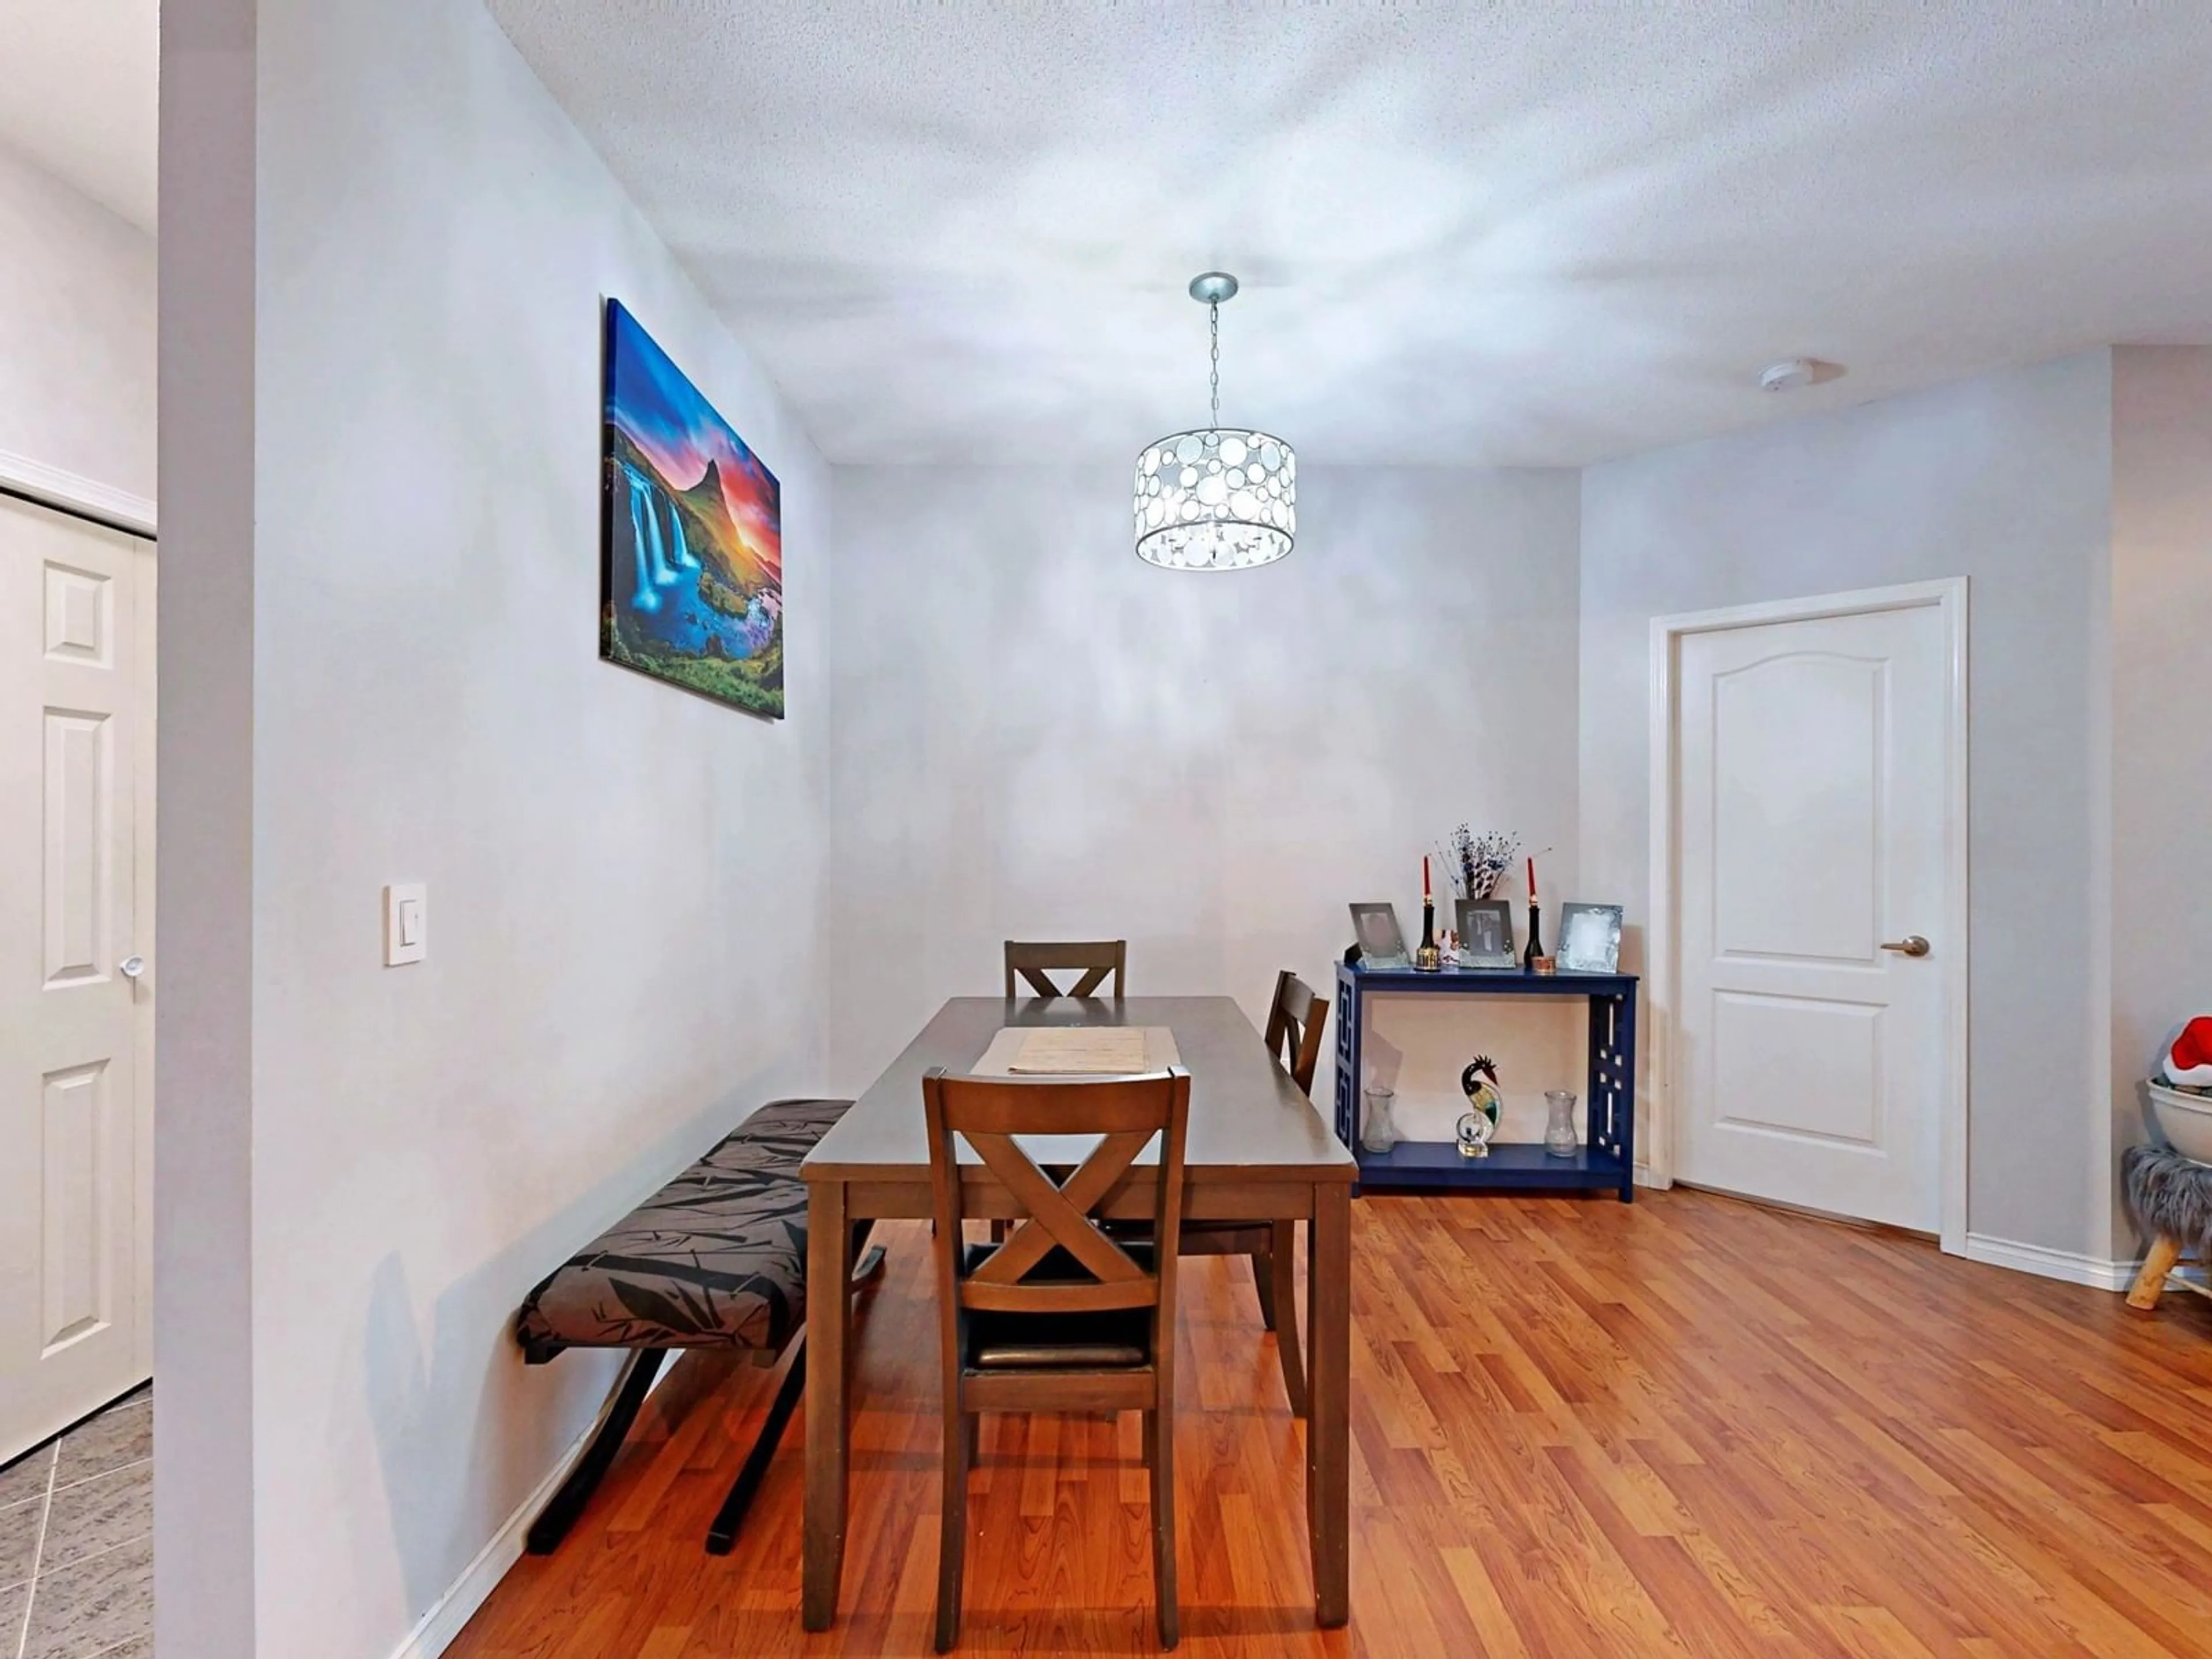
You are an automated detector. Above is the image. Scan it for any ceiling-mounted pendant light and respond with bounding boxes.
[1134,272,1295,571]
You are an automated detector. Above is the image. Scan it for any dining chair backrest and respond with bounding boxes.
[1003,939,1127,999]
[1263,969,1330,1096]
[922,1068,1190,1320]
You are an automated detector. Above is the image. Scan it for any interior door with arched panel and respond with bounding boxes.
[1674,600,1949,1232]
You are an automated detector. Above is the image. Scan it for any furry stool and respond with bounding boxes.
[2123,1145,2212,1310]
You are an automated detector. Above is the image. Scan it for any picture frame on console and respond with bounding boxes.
[1349,903,1410,967]
[1557,903,1624,974]
[1455,899,1518,969]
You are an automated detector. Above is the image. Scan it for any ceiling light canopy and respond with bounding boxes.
[1134,272,1295,571]
[1758,357,1845,392]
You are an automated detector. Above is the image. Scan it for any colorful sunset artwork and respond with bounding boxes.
[600,299,785,717]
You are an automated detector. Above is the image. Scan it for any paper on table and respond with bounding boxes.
[1009,1027,1152,1074]
[970,1025,1180,1078]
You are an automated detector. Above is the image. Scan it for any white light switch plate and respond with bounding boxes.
[384,883,427,965]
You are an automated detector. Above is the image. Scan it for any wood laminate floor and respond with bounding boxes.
[447,1190,2212,1657]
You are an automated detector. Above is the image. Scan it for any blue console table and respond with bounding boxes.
[1332,960,1638,1200]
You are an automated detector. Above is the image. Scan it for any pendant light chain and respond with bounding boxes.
[1209,301,1221,430]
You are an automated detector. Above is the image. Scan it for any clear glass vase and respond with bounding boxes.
[1361,1086,1399,1154]
[1544,1090,1579,1157]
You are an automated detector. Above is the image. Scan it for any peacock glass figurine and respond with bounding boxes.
[1457,1054,1503,1158]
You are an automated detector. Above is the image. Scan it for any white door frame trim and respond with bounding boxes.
[1646,578,1970,1255]
[0,448,157,539]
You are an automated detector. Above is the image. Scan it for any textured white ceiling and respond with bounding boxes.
[487,1,2212,466]
[0,0,158,230]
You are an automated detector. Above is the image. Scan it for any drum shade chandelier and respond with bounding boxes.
[1133,272,1296,571]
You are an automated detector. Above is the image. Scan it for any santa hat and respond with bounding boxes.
[2164,1017,2212,1088]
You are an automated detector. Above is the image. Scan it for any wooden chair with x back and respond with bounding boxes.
[923,1066,1190,1650]
[1003,938,1127,999]
[1171,970,1329,1417]
[1263,967,1330,1097]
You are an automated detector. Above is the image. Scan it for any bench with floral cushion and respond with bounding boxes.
[512,1096,883,1554]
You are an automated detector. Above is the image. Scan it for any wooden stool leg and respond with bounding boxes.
[2128,1236,2183,1310]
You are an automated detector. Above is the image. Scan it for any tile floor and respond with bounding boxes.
[1,1388,151,1659]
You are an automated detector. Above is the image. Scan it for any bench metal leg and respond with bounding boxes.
[707,1240,885,1555]
[851,1240,887,1288]
[527,1239,889,1560]
[526,1348,668,1554]
[706,1328,808,1554]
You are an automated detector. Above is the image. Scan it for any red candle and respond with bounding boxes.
[1527,856,1536,901]
[1423,855,1431,900]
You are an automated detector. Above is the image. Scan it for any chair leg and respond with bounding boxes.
[1147,1407,1179,1649]
[1269,1222,1308,1419]
[936,1403,970,1652]
[1249,1246,1278,1331]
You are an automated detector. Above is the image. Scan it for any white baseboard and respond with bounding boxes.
[388,1356,673,1658]
[1964,1232,2141,1292]
[0,448,156,536]
[385,1412,596,1659]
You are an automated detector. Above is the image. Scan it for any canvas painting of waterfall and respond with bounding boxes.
[600,299,785,717]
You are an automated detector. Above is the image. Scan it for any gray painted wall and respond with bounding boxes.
[0,139,154,503]
[2109,346,2212,1259]
[827,464,1585,1143]
[1579,350,2117,1262]
[160,0,835,1653]
[154,1,257,1652]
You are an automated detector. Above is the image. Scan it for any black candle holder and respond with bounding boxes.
[1415,897,1442,971]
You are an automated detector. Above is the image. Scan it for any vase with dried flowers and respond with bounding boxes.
[1438,826,1520,902]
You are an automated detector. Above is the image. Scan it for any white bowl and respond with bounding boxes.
[2146,1082,2212,1165]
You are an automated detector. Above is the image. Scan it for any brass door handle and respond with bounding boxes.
[1880,935,1930,958]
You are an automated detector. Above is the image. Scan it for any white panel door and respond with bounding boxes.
[0,494,153,1461]
[1676,603,1948,1230]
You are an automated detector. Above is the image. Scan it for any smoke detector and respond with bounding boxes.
[1759,358,1820,393]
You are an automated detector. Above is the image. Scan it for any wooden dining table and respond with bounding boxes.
[800,994,1357,1631]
